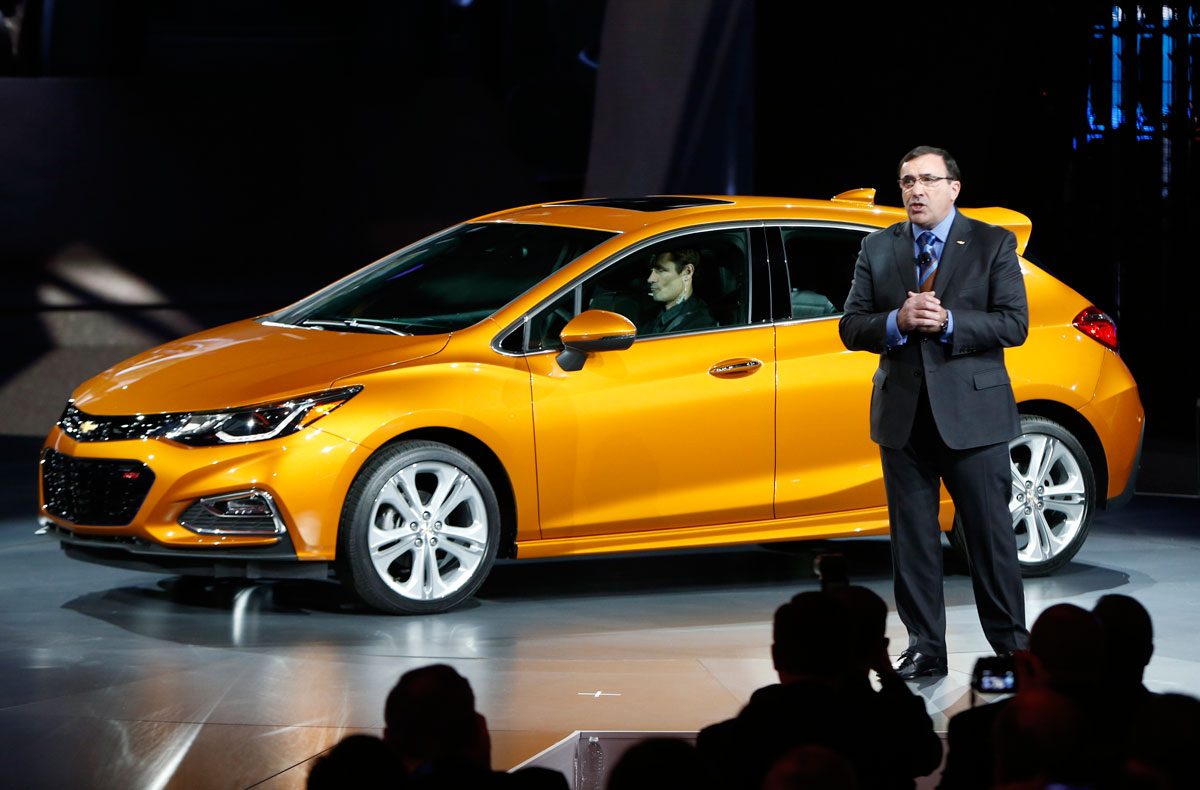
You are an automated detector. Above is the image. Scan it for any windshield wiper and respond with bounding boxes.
[299,318,411,336]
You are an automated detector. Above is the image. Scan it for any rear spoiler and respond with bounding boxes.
[831,188,1033,256]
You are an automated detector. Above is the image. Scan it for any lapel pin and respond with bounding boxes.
[955,240,965,245]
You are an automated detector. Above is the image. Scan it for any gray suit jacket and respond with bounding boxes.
[838,211,1028,450]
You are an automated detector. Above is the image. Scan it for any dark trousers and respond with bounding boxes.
[879,386,1029,657]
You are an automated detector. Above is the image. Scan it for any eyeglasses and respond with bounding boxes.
[898,174,955,191]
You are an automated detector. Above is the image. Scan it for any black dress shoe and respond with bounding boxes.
[894,650,948,679]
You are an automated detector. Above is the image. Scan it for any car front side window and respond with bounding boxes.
[526,229,753,352]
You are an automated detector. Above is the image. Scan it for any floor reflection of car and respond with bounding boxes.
[38,192,1144,613]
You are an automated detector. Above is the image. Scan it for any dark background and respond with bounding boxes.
[1,1,1196,498]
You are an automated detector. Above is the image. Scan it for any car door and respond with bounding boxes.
[524,226,776,539]
[771,224,887,519]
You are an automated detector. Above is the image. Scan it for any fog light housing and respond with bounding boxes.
[179,490,285,536]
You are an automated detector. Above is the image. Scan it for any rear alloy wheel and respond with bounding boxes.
[950,415,1095,577]
[338,441,499,614]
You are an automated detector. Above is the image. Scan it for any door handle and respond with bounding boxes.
[709,357,763,378]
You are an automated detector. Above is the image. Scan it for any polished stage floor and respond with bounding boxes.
[1,494,1197,789]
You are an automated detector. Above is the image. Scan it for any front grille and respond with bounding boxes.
[41,450,155,526]
[59,405,174,442]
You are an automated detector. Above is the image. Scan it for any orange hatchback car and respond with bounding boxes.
[38,192,1143,613]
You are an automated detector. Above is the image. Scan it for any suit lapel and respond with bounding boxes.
[932,211,973,296]
[892,223,917,293]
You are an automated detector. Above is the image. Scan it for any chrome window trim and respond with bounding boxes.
[490,221,767,357]
[514,319,774,358]
[774,313,843,328]
[762,219,879,233]
[493,317,530,357]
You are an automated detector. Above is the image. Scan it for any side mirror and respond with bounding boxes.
[556,310,637,372]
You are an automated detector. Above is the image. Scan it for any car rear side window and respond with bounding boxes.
[779,226,867,319]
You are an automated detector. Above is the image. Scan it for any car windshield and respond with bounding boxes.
[271,222,616,334]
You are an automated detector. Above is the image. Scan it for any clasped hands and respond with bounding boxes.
[897,290,948,333]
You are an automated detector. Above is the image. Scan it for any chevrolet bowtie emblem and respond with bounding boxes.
[79,421,99,433]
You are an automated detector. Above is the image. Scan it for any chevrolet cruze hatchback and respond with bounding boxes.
[38,192,1144,613]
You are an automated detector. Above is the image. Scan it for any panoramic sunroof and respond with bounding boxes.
[556,196,735,212]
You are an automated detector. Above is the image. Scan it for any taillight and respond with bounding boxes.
[1072,306,1118,351]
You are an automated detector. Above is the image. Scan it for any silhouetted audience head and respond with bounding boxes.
[827,585,888,671]
[698,589,941,790]
[385,664,481,766]
[991,689,1088,789]
[1124,692,1200,790]
[511,766,572,790]
[1029,603,1104,691]
[761,745,859,790]
[307,733,400,790]
[774,591,851,682]
[1093,593,1154,685]
[607,737,706,790]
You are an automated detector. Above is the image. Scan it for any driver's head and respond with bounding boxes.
[648,248,699,306]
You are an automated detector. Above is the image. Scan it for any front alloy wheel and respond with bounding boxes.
[951,415,1096,577]
[338,441,499,614]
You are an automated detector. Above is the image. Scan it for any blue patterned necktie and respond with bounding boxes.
[917,231,938,293]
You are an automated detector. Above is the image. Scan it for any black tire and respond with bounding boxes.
[337,440,500,614]
[949,414,1096,577]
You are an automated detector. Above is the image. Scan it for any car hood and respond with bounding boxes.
[71,319,450,414]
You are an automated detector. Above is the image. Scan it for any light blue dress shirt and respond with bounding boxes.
[885,207,956,348]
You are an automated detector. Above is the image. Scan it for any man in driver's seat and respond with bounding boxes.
[643,248,716,335]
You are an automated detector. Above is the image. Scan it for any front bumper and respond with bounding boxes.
[38,424,366,561]
[39,517,329,579]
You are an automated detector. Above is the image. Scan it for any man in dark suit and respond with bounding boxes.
[839,145,1029,678]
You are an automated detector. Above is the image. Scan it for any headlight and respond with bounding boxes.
[163,386,362,446]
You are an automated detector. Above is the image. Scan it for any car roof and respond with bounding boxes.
[470,190,1033,255]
